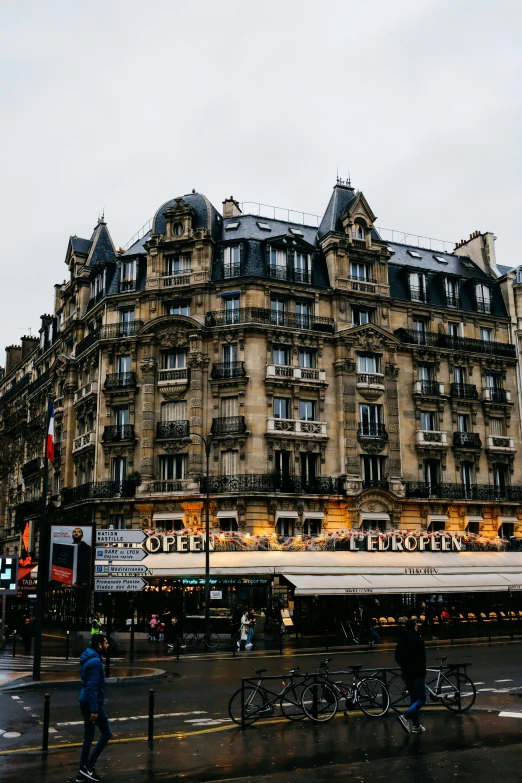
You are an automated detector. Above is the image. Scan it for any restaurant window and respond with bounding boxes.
[361,518,388,532]
[499,521,515,539]
[219,517,239,532]
[428,520,446,532]
[303,518,321,536]
[274,397,290,419]
[276,517,294,536]
[467,520,480,535]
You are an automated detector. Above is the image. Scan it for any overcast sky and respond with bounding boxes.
[0,0,520,356]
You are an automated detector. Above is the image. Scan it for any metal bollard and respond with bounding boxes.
[12,630,16,658]
[279,631,283,656]
[65,630,70,661]
[42,693,50,752]
[325,628,329,653]
[148,689,154,748]
[176,635,180,661]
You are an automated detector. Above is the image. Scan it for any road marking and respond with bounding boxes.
[56,711,207,727]
[495,679,514,683]
[2,732,21,739]
[10,696,20,700]
[478,688,496,692]
[184,719,232,726]
[474,682,485,685]
[499,711,522,719]
[0,731,5,735]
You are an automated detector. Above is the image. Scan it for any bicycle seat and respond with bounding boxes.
[288,667,300,675]
[436,656,448,663]
[348,664,363,672]
[253,668,267,675]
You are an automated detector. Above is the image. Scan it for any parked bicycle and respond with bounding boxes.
[387,656,476,714]
[184,627,220,650]
[228,667,307,724]
[301,659,390,722]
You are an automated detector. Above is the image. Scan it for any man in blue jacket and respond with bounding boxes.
[77,634,112,782]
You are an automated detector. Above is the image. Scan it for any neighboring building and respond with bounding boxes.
[1,183,522,628]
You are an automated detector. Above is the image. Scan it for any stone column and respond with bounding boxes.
[139,353,157,483]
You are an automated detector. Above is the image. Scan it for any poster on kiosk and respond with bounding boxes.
[49,526,93,587]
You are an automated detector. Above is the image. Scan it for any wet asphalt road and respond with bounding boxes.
[0,643,521,782]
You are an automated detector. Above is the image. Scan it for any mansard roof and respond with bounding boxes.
[70,236,92,255]
[86,221,117,268]
[221,214,318,246]
[152,192,221,239]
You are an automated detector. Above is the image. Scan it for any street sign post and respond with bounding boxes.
[96,530,147,544]
[95,547,148,561]
[95,564,150,575]
[94,577,147,592]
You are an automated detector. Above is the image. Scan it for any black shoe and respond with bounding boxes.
[80,767,101,783]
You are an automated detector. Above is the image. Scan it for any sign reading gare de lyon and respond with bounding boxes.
[141,532,467,554]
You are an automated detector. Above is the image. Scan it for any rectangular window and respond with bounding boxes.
[412,318,428,344]
[457,414,469,433]
[224,296,240,324]
[300,452,317,487]
[480,327,492,342]
[160,454,186,480]
[120,309,135,334]
[424,459,440,486]
[274,398,290,419]
[222,343,238,363]
[351,262,371,281]
[300,400,315,421]
[454,366,466,385]
[409,272,428,302]
[166,255,191,275]
[357,353,380,373]
[444,277,459,307]
[163,350,186,369]
[420,411,435,431]
[352,307,371,326]
[273,345,289,366]
[493,463,507,491]
[475,283,491,313]
[461,462,473,490]
[161,401,187,421]
[490,417,505,436]
[224,246,241,278]
[167,301,190,316]
[270,248,287,267]
[221,450,239,476]
[112,456,127,483]
[295,301,310,328]
[486,372,500,389]
[270,298,286,326]
[275,450,291,479]
[448,322,463,338]
[114,406,129,426]
[359,404,382,431]
[109,514,126,530]
[362,455,386,487]
[220,396,239,417]
[294,252,309,282]
[299,349,315,368]
[121,259,136,283]
[117,355,131,374]
[417,363,434,381]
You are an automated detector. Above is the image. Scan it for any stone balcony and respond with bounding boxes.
[416,429,448,448]
[266,365,326,383]
[356,372,385,400]
[413,380,445,397]
[157,368,189,385]
[149,479,198,494]
[74,381,98,405]
[72,431,96,454]
[267,418,327,436]
[485,435,516,452]
[482,388,512,404]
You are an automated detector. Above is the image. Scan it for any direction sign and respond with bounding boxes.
[95,547,148,561]
[95,564,150,575]
[94,577,147,592]
[96,530,147,544]
[0,556,18,594]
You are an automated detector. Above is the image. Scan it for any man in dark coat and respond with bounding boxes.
[354,604,380,644]
[395,618,427,734]
[76,634,112,782]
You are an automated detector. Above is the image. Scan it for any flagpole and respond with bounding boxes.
[33,394,53,681]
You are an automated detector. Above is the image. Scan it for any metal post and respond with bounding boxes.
[33,394,53,681]
[1,596,6,649]
[130,601,135,663]
[12,629,16,658]
[42,693,50,752]
[105,597,112,678]
[176,634,180,661]
[279,629,283,656]
[148,689,154,748]
[65,630,70,661]
[509,592,514,641]
[312,674,318,720]
[240,679,245,729]
[204,441,211,642]
[325,627,329,652]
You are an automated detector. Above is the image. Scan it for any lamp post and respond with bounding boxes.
[182,432,218,640]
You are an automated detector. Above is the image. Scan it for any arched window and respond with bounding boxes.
[352,222,365,240]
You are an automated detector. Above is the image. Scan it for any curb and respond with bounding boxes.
[0,667,166,692]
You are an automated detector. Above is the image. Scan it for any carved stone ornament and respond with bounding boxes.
[140,357,157,376]
[360,441,386,454]
[154,327,190,350]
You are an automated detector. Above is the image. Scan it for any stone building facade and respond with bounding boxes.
[1,182,522,561]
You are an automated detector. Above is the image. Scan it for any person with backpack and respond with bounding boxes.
[395,618,427,734]
[76,634,113,782]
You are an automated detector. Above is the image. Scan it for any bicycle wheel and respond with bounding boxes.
[356,677,390,717]
[439,671,476,713]
[205,631,220,649]
[228,687,272,725]
[301,681,338,722]
[184,632,198,649]
[387,674,410,714]
[280,683,307,721]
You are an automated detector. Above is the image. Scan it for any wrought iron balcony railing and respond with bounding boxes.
[362,479,390,490]
[267,266,312,284]
[357,423,388,440]
[475,297,492,314]
[61,481,137,505]
[150,479,193,493]
[76,331,100,357]
[200,473,343,495]
[157,368,189,383]
[415,380,442,396]
[405,482,522,501]
[156,420,190,439]
[453,431,482,449]
[444,292,460,308]
[104,372,137,390]
[119,280,137,292]
[14,498,42,522]
[483,388,509,403]
[450,383,478,400]
[21,457,43,479]
[409,286,427,302]
[99,321,144,339]
[211,362,247,380]
[102,425,135,442]
[223,263,241,279]
[205,307,335,333]
[211,416,246,435]
[0,374,30,408]
[394,328,516,358]
[27,372,51,398]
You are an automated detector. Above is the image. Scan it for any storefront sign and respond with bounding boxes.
[144,534,213,553]
[210,590,222,600]
[365,534,462,552]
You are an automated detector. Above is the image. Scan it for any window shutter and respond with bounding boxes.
[221,396,239,417]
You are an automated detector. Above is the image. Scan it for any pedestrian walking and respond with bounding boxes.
[395,618,427,734]
[149,614,158,642]
[91,614,102,636]
[76,634,113,782]
[158,621,165,642]
[21,616,34,655]
[246,608,255,649]
[237,609,250,651]
[354,604,380,645]
[422,598,437,640]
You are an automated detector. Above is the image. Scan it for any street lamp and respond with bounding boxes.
[182,431,231,640]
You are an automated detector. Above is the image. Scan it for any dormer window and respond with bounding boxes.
[269,247,287,280]
[350,262,372,282]
[475,283,491,314]
[90,269,106,300]
[352,222,365,240]
[444,277,459,308]
[120,259,136,291]
[224,245,241,278]
[409,272,427,302]
[294,252,310,283]
[166,255,191,276]
[173,222,183,237]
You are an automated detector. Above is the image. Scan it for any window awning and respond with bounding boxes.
[284,572,522,596]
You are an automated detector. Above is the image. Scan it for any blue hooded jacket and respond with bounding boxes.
[79,647,105,712]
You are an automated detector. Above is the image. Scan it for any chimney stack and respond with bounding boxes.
[21,335,39,359]
[222,196,242,218]
[5,345,22,375]
[454,230,498,276]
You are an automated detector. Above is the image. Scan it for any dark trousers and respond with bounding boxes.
[356,626,380,644]
[23,639,32,655]
[403,676,426,726]
[80,702,112,769]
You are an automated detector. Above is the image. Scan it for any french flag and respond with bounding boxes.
[46,402,55,461]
